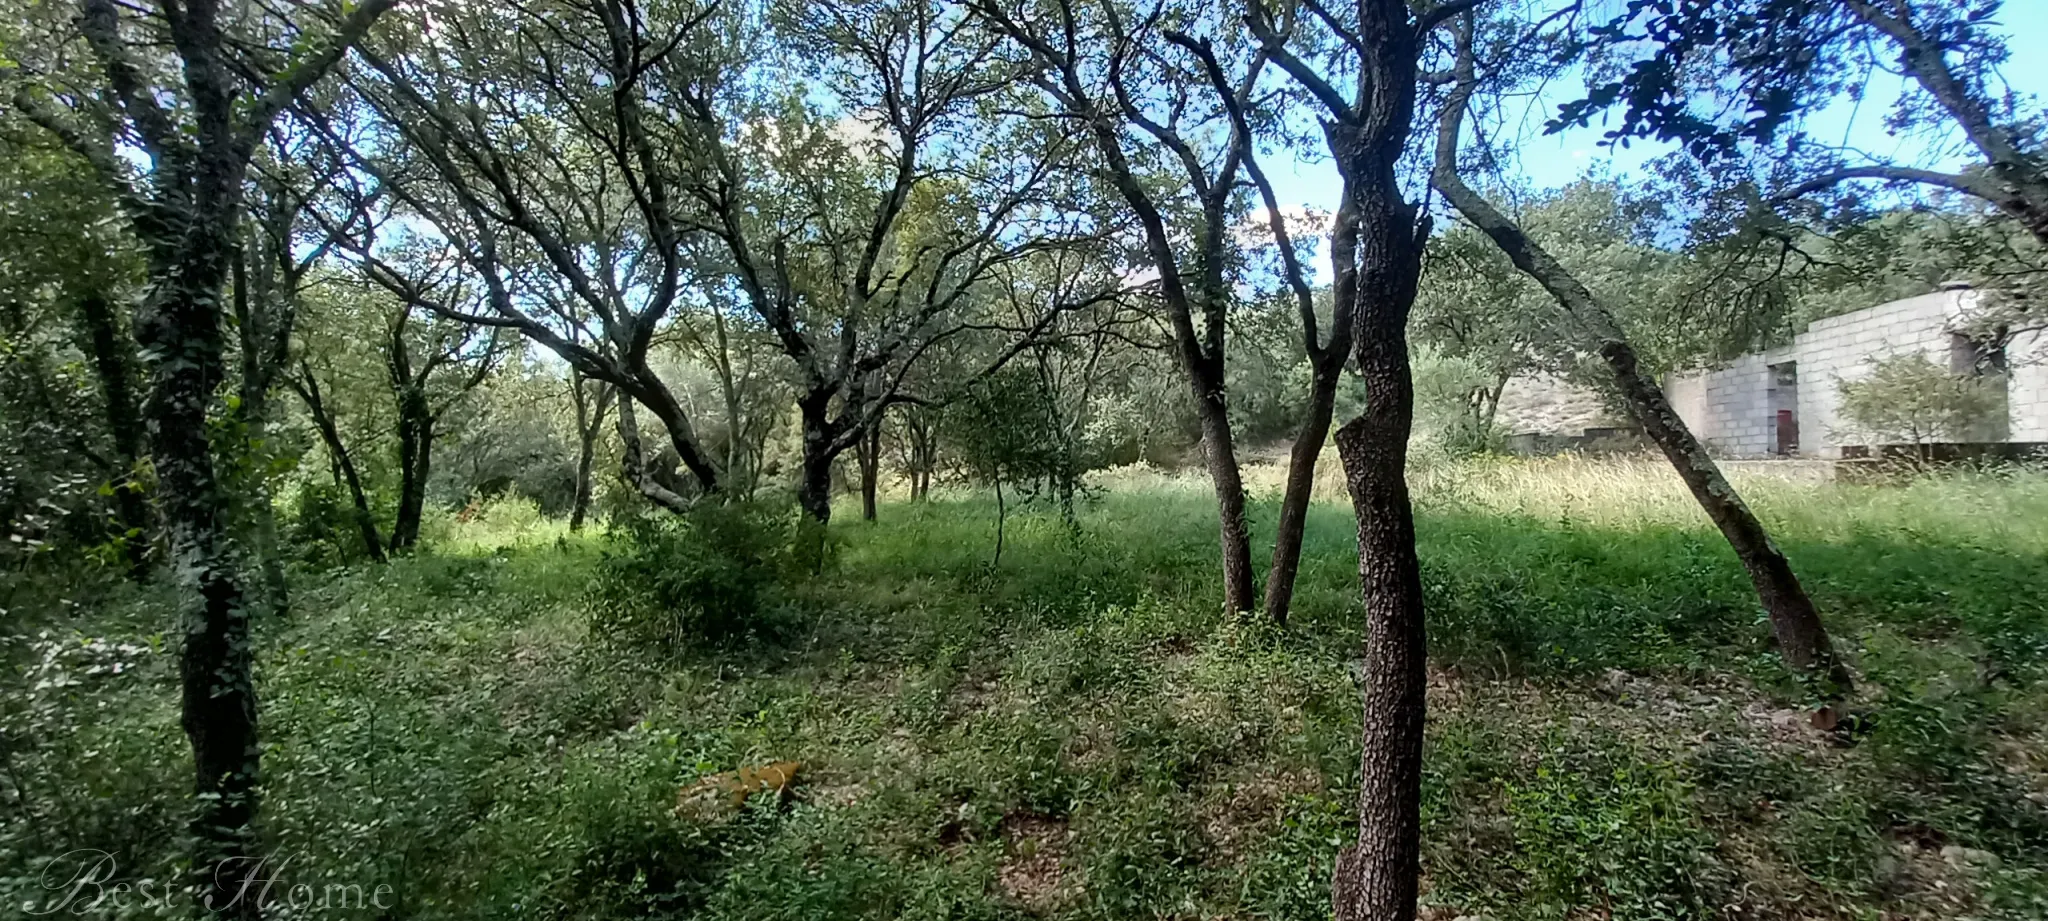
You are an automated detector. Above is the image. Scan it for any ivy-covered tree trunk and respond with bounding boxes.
[136,240,265,921]
[78,288,151,577]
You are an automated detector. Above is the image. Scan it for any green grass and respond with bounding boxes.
[5,459,2048,919]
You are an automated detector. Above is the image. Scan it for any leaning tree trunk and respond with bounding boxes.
[1264,358,1344,625]
[1603,343,1852,692]
[78,289,151,578]
[1429,66,1851,693]
[136,259,264,921]
[291,372,387,564]
[1264,192,1359,626]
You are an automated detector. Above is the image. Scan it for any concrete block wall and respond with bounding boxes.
[1664,287,2041,458]
[2011,327,2048,442]
[1668,351,1776,455]
[1791,289,1963,457]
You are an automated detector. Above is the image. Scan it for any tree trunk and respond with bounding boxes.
[570,422,599,532]
[1428,53,1850,693]
[857,424,881,522]
[291,372,388,564]
[136,268,263,921]
[992,475,1006,567]
[1603,343,1852,692]
[1323,5,1433,916]
[78,289,151,578]
[389,388,432,553]
[1265,187,1359,626]
[237,393,291,615]
[1328,213,1431,921]
[797,394,837,524]
[1194,376,1257,613]
[1264,359,1343,625]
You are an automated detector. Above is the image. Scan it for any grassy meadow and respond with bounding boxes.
[6,456,2048,920]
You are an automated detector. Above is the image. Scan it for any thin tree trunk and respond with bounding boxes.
[565,371,614,533]
[992,475,1006,567]
[289,371,388,564]
[1194,380,1257,613]
[1265,191,1360,626]
[1605,343,1852,691]
[78,289,151,578]
[238,396,291,613]
[857,425,881,522]
[1428,27,1849,693]
[1265,362,1342,625]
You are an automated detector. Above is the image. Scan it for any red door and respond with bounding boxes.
[1775,410,1798,455]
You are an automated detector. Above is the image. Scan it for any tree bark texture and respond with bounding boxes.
[1317,3,1433,917]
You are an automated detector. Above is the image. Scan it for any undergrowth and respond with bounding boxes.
[3,460,2045,919]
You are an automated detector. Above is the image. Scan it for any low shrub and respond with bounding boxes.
[588,502,811,649]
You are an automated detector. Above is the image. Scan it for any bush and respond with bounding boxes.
[589,502,811,648]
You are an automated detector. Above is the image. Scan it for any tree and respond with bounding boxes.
[1555,0,2048,247]
[668,0,1107,525]
[1245,0,1473,916]
[384,305,506,552]
[1837,352,2005,458]
[567,370,617,532]
[331,0,728,510]
[1433,11,1854,693]
[975,0,1345,619]
[0,129,149,574]
[6,0,397,910]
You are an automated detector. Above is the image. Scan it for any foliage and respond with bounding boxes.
[1836,353,2005,448]
[588,503,814,649]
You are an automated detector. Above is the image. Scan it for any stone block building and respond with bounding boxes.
[1665,284,2048,458]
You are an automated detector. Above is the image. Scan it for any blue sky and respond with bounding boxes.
[1257,3,2048,218]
